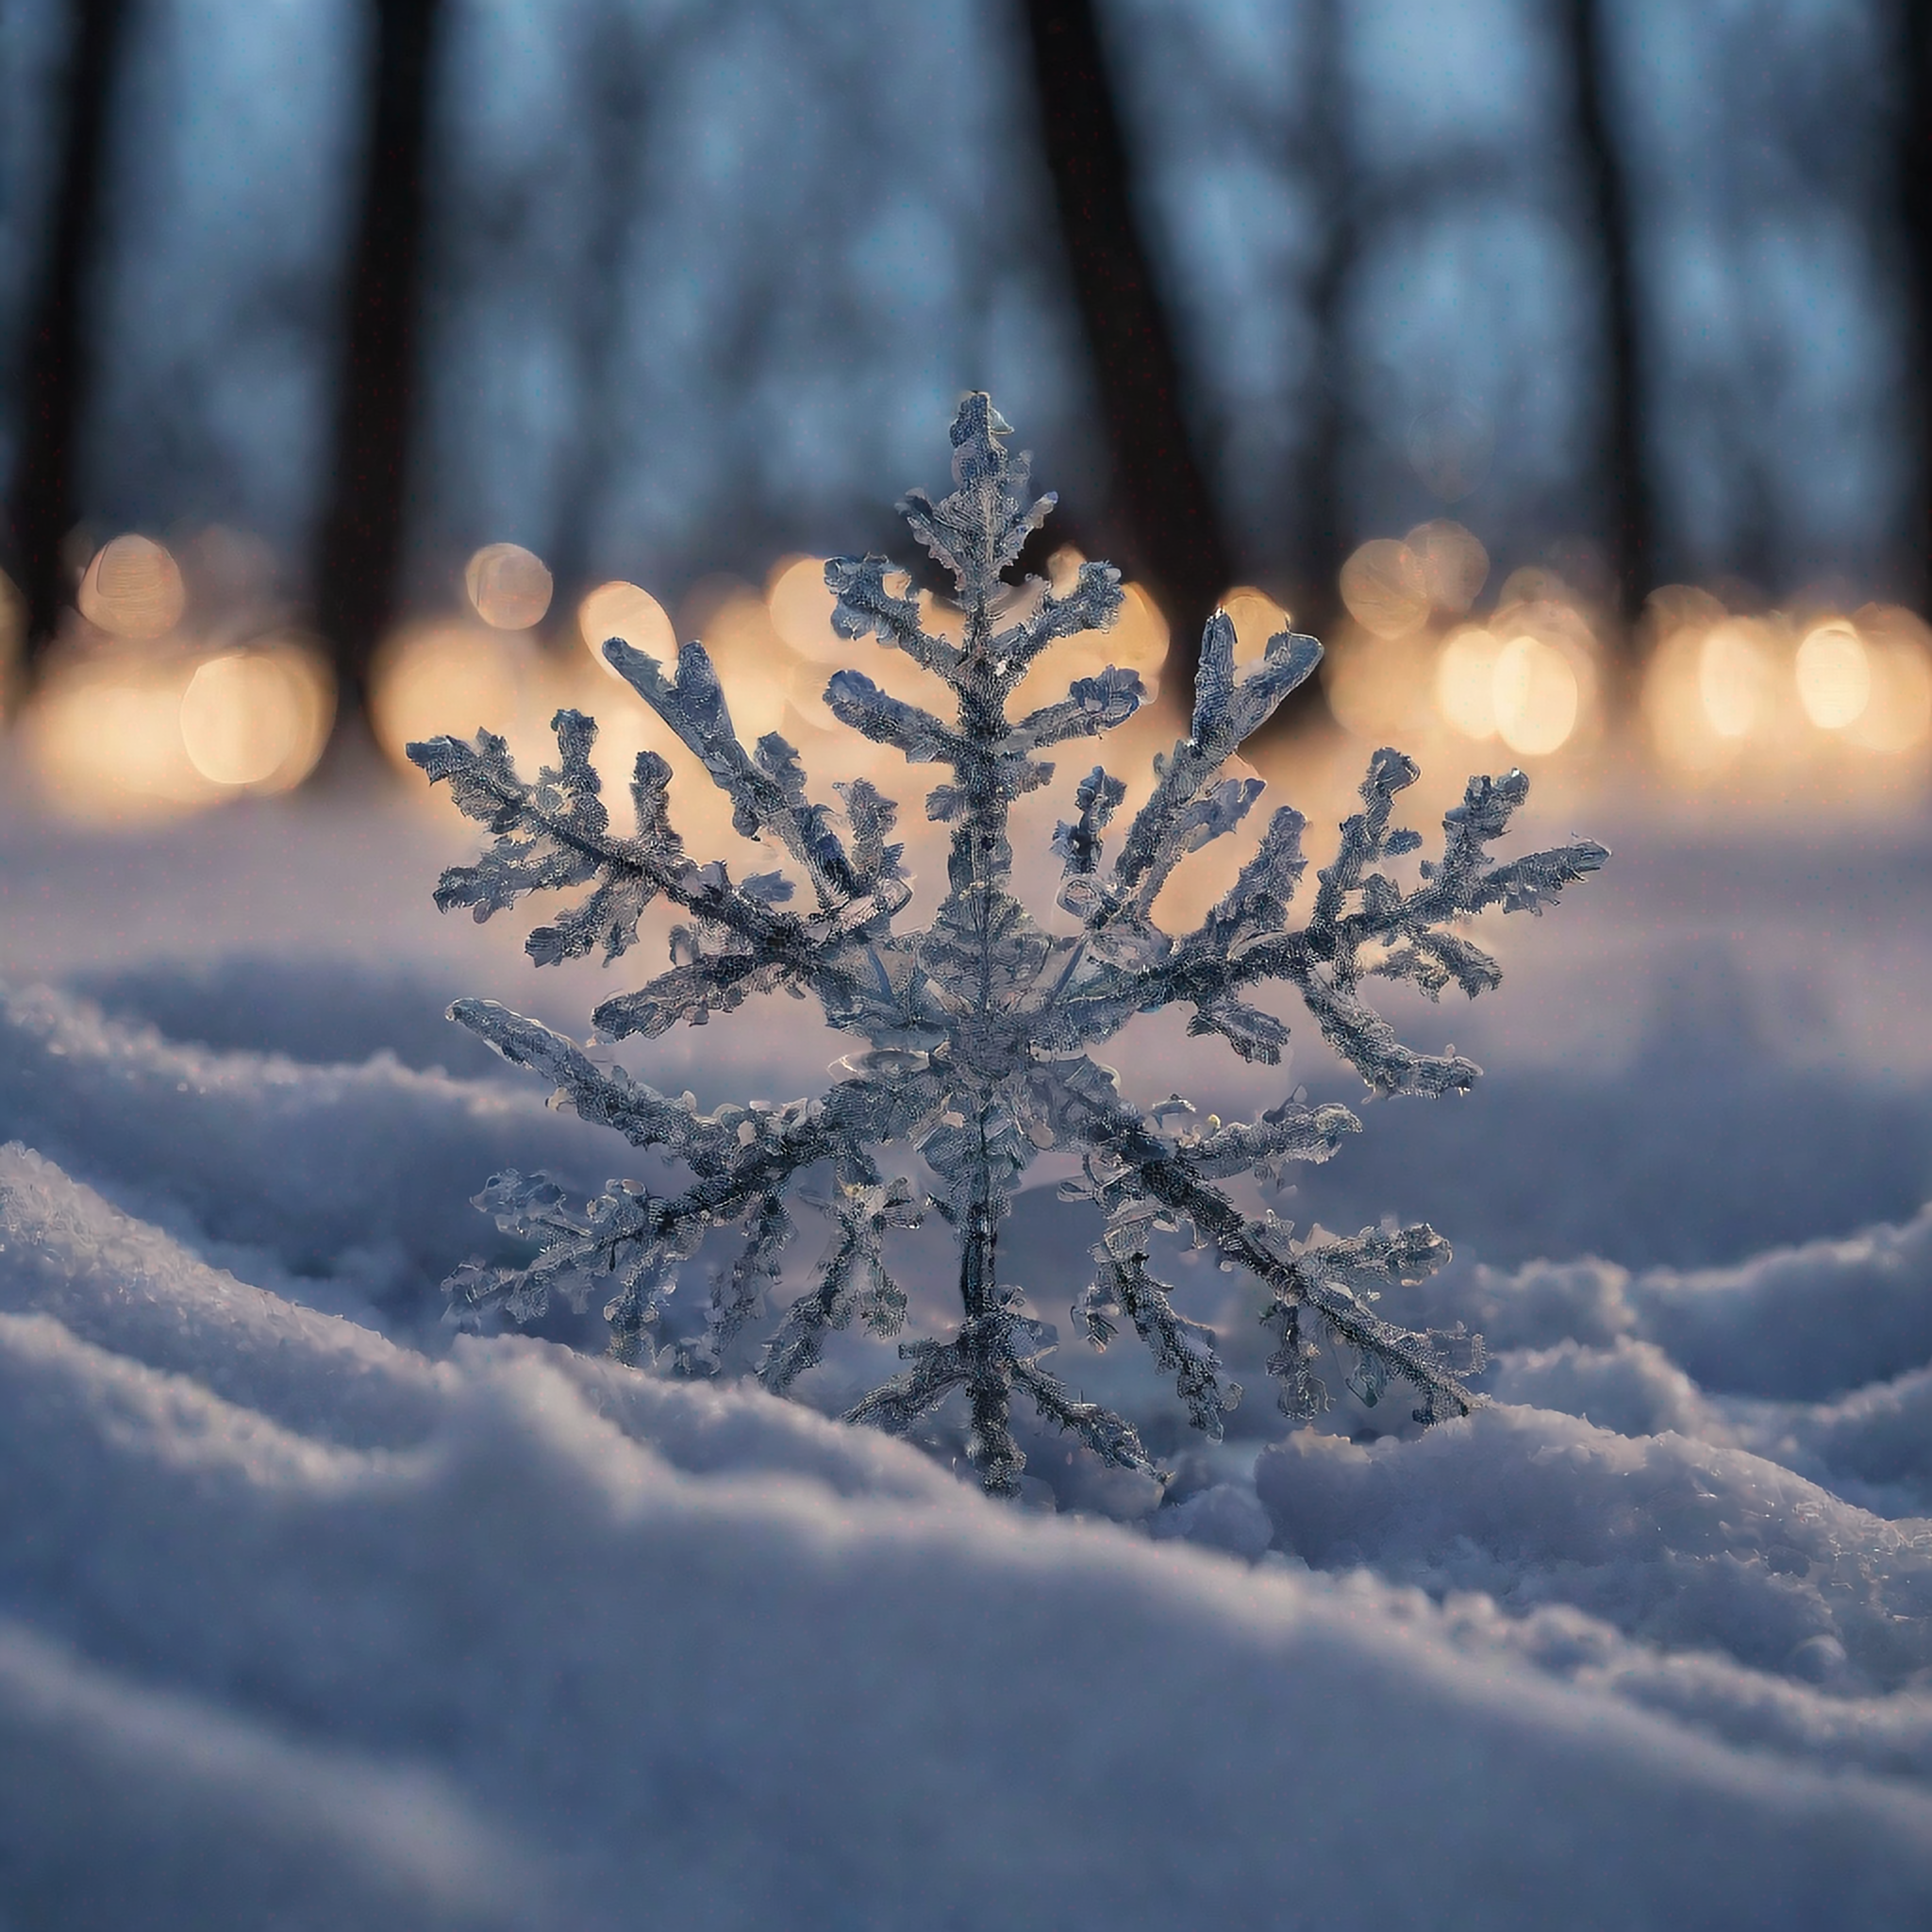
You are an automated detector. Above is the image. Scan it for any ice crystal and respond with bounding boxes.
[410,396,1607,1494]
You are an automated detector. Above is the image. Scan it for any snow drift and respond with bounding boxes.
[5,1144,1932,1928]
[3,777,1931,1924]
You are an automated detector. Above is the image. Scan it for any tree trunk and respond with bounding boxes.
[1018,0,1235,684]
[312,0,446,749]
[1292,0,1351,648]
[5,0,128,669]
[1562,0,1651,638]
[1899,0,1931,609]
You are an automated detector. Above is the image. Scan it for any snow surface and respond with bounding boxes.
[3,771,1931,1924]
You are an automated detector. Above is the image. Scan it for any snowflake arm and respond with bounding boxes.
[411,713,824,969]
[1042,1062,1474,1424]
[1108,613,1322,914]
[824,553,964,680]
[992,559,1124,678]
[605,638,859,909]
[759,1178,922,1395]
[897,391,1055,611]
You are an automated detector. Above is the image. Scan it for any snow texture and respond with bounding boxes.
[5,1143,1932,1928]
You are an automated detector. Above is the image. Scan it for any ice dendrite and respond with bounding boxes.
[411,396,1607,1494]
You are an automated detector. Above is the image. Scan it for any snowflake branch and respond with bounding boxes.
[1004,667,1145,750]
[825,554,964,680]
[759,1177,921,1395]
[1059,1081,1479,1424]
[1108,613,1321,912]
[605,638,858,908]
[1074,1212,1240,1441]
[410,714,816,965]
[897,392,1055,613]
[991,559,1124,677]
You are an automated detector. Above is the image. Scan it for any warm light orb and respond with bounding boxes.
[1340,540,1429,638]
[78,535,186,639]
[703,588,803,741]
[1407,520,1489,615]
[1435,627,1502,739]
[1697,624,1767,739]
[1844,630,1932,754]
[370,621,525,774]
[767,556,844,662]
[465,543,554,629]
[1492,634,1579,756]
[179,649,330,791]
[1221,587,1291,668]
[21,651,209,819]
[1108,581,1170,678]
[1794,622,1872,730]
[578,579,675,678]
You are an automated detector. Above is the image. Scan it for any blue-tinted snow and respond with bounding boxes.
[0,766,1929,1921]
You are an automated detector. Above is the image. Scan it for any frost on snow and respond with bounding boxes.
[409,396,1607,1493]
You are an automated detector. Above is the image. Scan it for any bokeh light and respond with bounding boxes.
[464,542,554,629]
[1434,619,1585,757]
[1340,540,1429,638]
[77,535,186,639]
[370,619,526,772]
[178,646,332,791]
[1794,622,1871,729]
[1407,520,1489,615]
[1491,633,1579,756]
[767,555,844,662]
[24,651,204,819]
[1697,622,1772,740]
[578,579,675,678]
[1435,626,1502,739]
[700,584,805,741]
[1841,608,1932,755]
[1220,587,1291,667]
[1324,626,1435,740]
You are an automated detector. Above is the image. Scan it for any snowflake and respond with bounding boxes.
[410,395,1607,1494]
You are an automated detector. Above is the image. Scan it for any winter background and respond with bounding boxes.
[4,0,1932,1925]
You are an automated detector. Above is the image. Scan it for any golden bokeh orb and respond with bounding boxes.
[78,535,186,640]
[1794,622,1872,730]
[578,579,675,677]
[465,542,554,629]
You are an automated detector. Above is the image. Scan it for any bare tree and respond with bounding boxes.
[1901,0,1931,608]
[313,0,446,745]
[5,0,127,669]
[1560,0,1652,635]
[1017,0,1234,677]
[1289,0,1352,647]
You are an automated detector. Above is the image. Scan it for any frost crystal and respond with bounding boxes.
[410,396,1607,1494]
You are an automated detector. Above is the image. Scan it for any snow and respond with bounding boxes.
[2,770,1931,1921]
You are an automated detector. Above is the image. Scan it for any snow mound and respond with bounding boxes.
[1415,1205,1932,1398]
[1256,1403,1932,1686]
[8,1147,1932,1925]
[0,981,613,1333]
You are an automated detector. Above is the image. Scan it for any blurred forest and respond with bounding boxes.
[0,0,1926,758]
